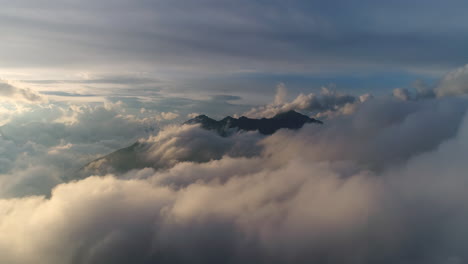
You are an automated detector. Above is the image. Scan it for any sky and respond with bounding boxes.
[2,0,468,103]
[3,1,468,263]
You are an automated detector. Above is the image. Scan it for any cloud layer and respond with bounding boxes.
[4,65,468,263]
[244,83,369,119]
[3,0,468,75]
[0,80,43,102]
[2,89,468,263]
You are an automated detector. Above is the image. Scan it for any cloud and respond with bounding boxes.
[0,163,381,263]
[0,80,44,102]
[392,87,412,101]
[3,70,468,262]
[157,112,179,121]
[0,102,165,198]
[261,97,467,171]
[81,124,263,177]
[436,64,468,97]
[392,79,437,101]
[2,97,468,263]
[391,64,468,100]
[244,84,368,119]
[2,0,468,75]
[187,112,200,118]
[274,83,287,105]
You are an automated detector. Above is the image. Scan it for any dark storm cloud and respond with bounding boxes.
[2,0,468,73]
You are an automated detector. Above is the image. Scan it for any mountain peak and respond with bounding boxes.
[76,110,323,178]
[190,114,212,121]
[184,110,322,136]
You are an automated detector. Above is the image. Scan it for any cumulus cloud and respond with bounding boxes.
[389,64,468,101]
[436,64,468,97]
[391,64,468,100]
[0,102,163,198]
[157,112,179,121]
[392,86,436,101]
[262,97,467,171]
[392,87,412,101]
[0,80,44,102]
[385,64,468,102]
[1,95,468,263]
[4,73,468,263]
[244,84,369,119]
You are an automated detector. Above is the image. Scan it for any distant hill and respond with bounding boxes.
[184,110,322,136]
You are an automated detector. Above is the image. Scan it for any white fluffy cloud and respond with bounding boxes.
[436,64,468,97]
[1,91,468,263]
[0,101,164,198]
[244,84,369,119]
[1,96,468,263]
[390,64,468,100]
[157,112,179,121]
[3,71,468,263]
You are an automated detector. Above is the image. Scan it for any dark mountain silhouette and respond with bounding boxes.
[184,110,322,136]
[71,110,322,179]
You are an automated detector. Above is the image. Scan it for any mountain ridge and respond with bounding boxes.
[184,110,322,136]
[72,110,322,179]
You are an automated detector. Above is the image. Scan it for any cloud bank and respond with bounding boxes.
[436,64,468,97]
[2,95,468,263]
[4,66,468,263]
[244,83,370,119]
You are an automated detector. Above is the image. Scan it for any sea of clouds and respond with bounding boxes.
[2,65,468,263]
